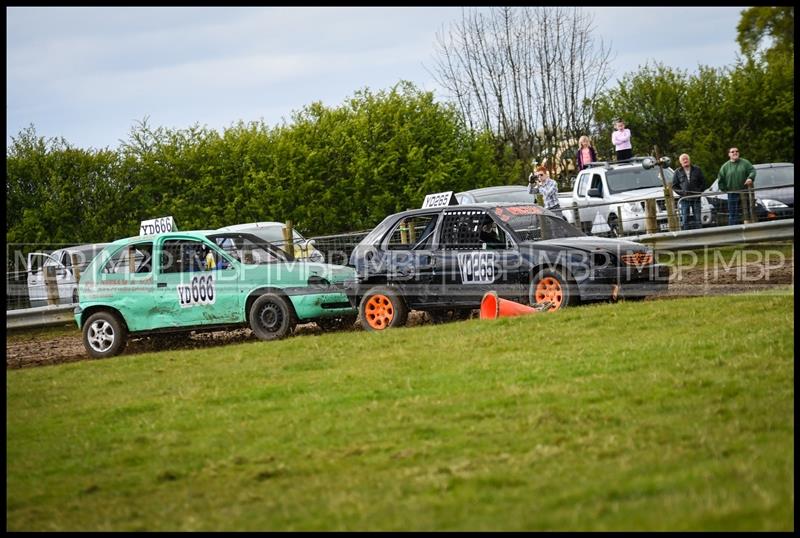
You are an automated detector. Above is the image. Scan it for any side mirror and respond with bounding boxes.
[588,188,602,198]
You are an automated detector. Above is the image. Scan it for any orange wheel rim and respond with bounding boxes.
[365,294,394,329]
[534,277,563,310]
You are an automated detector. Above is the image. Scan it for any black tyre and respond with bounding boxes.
[529,269,578,312]
[249,293,296,341]
[358,286,409,332]
[82,310,128,358]
[316,314,358,332]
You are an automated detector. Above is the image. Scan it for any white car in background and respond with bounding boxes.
[27,243,109,307]
[217,222,325,262]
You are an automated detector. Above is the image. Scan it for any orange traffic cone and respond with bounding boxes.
[479,291,552,320]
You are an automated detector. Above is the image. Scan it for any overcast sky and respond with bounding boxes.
[7,6,747,151]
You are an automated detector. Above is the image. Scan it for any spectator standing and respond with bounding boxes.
[575,135,598,170]
[528,166,564,219]
[672,153,706,230]
[716,147,756,225]
[611,119,632,161]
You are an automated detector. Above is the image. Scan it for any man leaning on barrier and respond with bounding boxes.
[716,147,756,225]
[673,153,706,230]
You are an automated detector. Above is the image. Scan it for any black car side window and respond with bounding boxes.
[385,214,438,250]
[440,210,486,250]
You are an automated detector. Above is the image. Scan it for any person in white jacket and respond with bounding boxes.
[611,119,632,161]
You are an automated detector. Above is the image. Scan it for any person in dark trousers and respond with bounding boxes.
[716,147,756,225]
[611,119,632,161]
[576,135,598,170]
[672,153,706,230]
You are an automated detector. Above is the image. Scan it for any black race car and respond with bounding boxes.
[346,202,670,331]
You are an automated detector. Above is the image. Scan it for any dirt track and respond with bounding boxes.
[6,258,793,370]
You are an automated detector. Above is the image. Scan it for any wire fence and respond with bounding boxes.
[309,230,371,266]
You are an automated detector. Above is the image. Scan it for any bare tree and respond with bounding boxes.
[431,7,613,182]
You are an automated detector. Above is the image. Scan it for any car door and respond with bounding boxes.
[26,252,60,306]
[379,212,440,306]
[434,208,519,306]
[577,172,604,226]
[153,237,240,329]
[93,241,157,332]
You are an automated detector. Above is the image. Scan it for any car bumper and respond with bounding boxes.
[577,263,670,300]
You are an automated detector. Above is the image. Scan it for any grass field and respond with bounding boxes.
[6,291,794,531]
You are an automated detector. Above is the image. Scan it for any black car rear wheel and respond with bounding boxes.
[529,269,578,312]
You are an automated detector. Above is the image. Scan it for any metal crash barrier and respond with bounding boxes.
[7,304,76,330]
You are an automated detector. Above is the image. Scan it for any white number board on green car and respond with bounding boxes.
[139,216,177,236]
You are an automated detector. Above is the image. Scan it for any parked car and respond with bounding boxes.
[458,165,716,236]
[703,162,794,224]
[559,158,716,235]
[217,222,325,262]
[27,243,109,307]
[75,230,356,358]
[346,202,670,331]
[455,186,537,205]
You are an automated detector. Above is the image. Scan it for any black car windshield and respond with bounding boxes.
[755,166,794,187]
[493,206,585,242]
[606,167,671,194]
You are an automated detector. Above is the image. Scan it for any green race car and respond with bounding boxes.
[75,230,356,358]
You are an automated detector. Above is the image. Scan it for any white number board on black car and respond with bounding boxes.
[422,191,457,209]
[457,251,496,284]
[140,216,177,236]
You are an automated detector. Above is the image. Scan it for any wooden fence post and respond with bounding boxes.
[70,253,82,283]
[743,187,755,224]
[44,265,59,306]
[644,199,658,234]
[571,202,580,228]
[282,221,295,260]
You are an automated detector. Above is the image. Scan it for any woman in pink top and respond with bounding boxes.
[575,135,597,170]
[611,119,632,161]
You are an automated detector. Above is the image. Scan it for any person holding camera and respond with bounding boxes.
[528,166,564,219]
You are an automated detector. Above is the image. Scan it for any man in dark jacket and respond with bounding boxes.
[672,153,706,230]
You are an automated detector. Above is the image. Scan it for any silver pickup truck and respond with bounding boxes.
[558,158,715,236]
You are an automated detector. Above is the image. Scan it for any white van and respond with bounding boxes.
[27,243,109,307]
